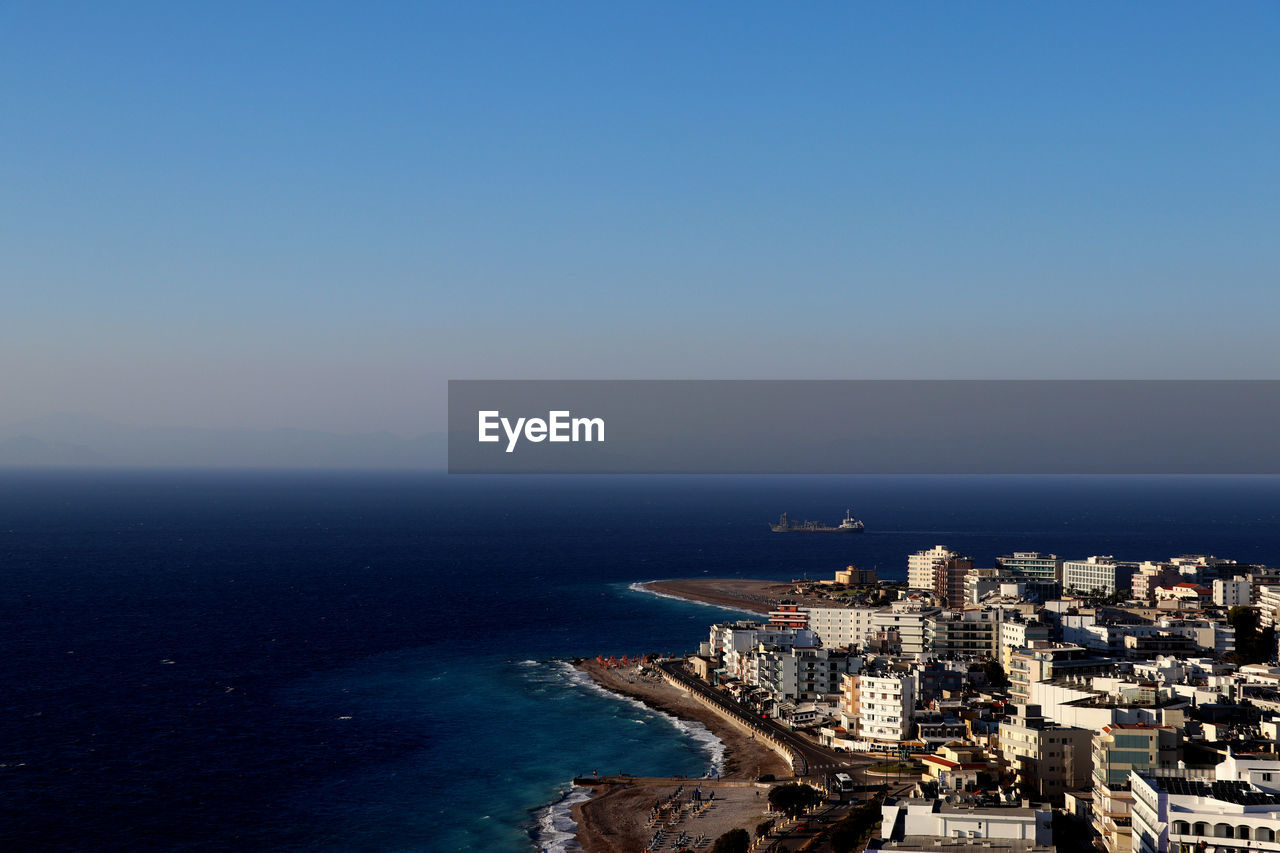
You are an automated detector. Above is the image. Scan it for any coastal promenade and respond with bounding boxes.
[657,658,876,784]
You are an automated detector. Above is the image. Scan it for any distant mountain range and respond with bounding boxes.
[0,414,446,469]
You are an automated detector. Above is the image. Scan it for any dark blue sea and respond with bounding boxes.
[4,472,1280,851]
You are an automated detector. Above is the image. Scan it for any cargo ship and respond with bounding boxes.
[770,509,865,533]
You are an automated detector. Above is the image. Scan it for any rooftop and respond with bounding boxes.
[872,838,1051,853]
[1144,776,1280,807]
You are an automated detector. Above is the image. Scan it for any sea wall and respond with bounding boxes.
[657,667,801,775]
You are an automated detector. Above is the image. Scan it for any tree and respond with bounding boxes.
[1228,606,1272,663]
[768,783,823,817]
[982,658,1009,691]
[830,796,884,853]
[710,828,750,853]
[755,819,774,838]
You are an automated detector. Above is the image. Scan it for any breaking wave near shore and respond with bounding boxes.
[523,659,726,852]
[530,784,591,853]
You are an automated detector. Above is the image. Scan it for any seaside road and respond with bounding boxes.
[657,659,875,787]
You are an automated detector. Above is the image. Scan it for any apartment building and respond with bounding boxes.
[998,703,1093,801]
[1091,724,1179,853]
[841,670,916,744]
[909,545,956,591]
[1063,556,1139,597]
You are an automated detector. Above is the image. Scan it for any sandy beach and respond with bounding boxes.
[643,577,839,614]
[572,659,790,852]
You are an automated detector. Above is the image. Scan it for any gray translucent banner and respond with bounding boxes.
[447,380,1280,474]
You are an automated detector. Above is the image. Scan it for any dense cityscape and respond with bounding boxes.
[589,549,1280,853]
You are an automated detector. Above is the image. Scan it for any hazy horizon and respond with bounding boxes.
[4,3,1278,454]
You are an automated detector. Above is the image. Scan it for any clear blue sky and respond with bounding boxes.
[3,2,1278,434]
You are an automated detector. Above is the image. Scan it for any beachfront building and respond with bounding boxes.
[709,622,819,682]
[926,608,998,658]
[998,704,1093,801]
[909,546,956,591]
[1130,770,1280,853]
[997,552,1063,583]
[1090,724,1180,853]
[802,606,879,650]
[753,645,858,702]
[707,621,817,658]
[841,670,915,744]
[768,601,808,629]
[1063,556,1139,597]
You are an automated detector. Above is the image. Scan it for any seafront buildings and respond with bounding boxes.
[678,545,1280,852]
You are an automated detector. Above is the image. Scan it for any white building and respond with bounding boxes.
[1214,577,1252,608]
[707,621,817,656]
[878,799,1052,847]
[1261,585,1280,629]
[753,646,857,701]
[842,670,915,743]
[802,606,879,649]
[909,545,956,591]
[871,604,938,656]
[1063,556,1138,597]
[1131,768,1280,853]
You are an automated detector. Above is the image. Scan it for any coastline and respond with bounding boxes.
[569,659,790,853]
[638,578,797,615]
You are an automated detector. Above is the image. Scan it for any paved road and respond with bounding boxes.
[657,658,884,787]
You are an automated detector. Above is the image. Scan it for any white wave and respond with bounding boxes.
[541,661,726,776]
[627,580,769,618]
[529,783,591,853]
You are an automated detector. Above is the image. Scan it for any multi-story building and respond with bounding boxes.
[926,608,998,658]
[841,670,915,744]
[966,567,1062,604]
[999,619,1054,669]
[768,601,809,629]
[997,551,1063,583]
[998,703,1093,801]
[754,646,856,701]
[1132,561,1185,604]
[1091,724,1180,853]
[802,606,879,649]
[934,554,974,609]
[1130,770,1280,853]
[871,602,940,656]
[1063,556,1139,597]
[1008,642,1114,703]
[706,620,818,658]
[1260,584,1280,629]
[1213,577,1251,608]
[909,545,956,591]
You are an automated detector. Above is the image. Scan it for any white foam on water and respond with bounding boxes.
[529,784,591,853]
[541,661,726,776]
[626,580,769,618]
